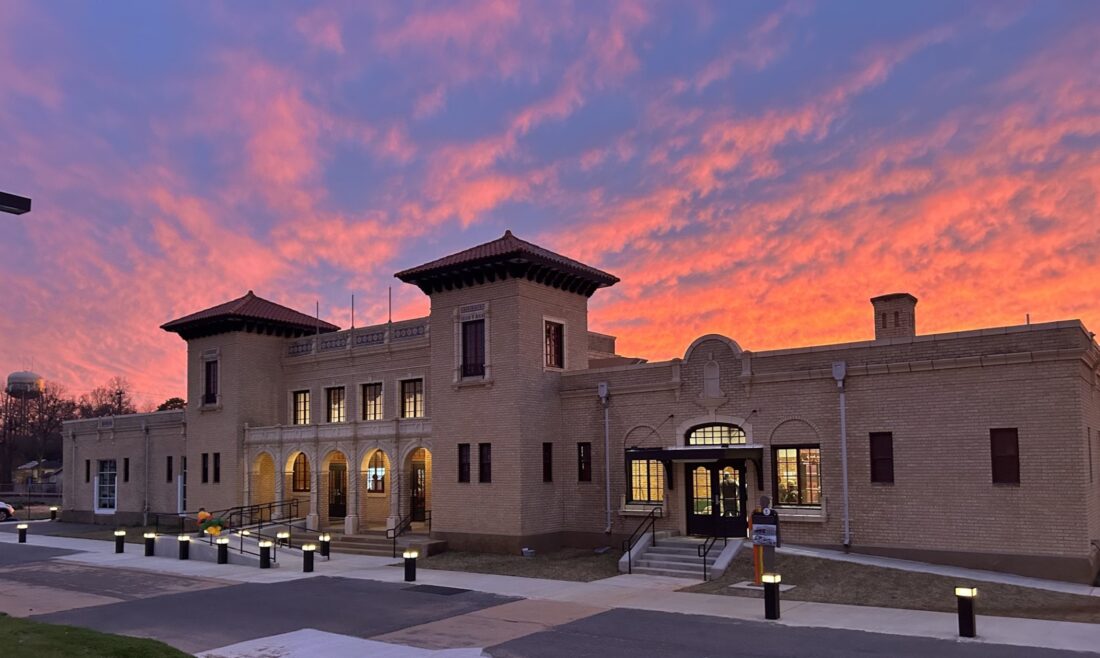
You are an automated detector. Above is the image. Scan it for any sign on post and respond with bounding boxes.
[752,523,778,546]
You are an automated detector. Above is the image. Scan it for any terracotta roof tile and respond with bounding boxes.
[161,291,339,336]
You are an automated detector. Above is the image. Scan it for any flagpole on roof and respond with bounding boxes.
[315,301,320,336]
[351,294,355,330]
[388,287,392,324]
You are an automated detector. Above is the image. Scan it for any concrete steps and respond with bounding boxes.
[633,537,712,579]
[328,532,429,558]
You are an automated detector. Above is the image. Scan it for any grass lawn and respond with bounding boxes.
[0,614,189,657]
[419,547,622,582]
[683,550,1100,624]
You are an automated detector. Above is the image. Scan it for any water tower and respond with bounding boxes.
[2,371,45,489]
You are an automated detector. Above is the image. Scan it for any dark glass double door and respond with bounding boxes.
[410,459,427,522]
[685,460,747,537]
[329,463,347,518]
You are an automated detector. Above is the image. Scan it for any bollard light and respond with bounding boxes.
[302,543,317,573]
[259,540,273,569]
[49,506,59,521]
[215,537,230,564]
[319,532,331,558]
[144,532,156,556]
[955,586,977,638]
[16,523,28,543]
[276,530,291,547]
[114,529,126,554]
[177,534,191,560]
[762,572,782,620]
[403,549,419,582]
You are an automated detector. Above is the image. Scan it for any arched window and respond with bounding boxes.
[366,451,386,493]
[687,423,746,446]
[291,453,310,492]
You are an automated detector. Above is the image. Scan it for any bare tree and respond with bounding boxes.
[77,376,137,418]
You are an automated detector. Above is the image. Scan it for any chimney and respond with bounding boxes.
[871,293,917,340]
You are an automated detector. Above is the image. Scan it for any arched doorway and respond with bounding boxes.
[321,450,349,527]
[683,423,748,537]
[359,449,391,530]
[252,453,276,508]
[285,451,312,519]
[405,447,432,524]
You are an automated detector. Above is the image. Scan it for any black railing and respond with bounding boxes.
[386,509,430,558]
[621,506,663,575]
[698,534,727,581]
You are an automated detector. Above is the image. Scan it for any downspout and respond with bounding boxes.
[599,382,611,534]
[142,422,150,526]
[832,361,851,548]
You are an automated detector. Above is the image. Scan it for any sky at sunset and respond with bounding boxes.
[2,1,1099,405]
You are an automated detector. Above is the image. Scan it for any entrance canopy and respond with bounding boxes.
[626,446,763,463]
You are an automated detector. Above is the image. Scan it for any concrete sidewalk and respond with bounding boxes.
[3,532,1098,655]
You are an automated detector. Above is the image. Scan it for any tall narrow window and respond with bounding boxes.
[85,459,90,483]
[201,453,209,483]
[542,442,553,482]
[628,459,664,503]
[458,444,471,483]
[893,310,900,327]
[880,313,887,328]
[203,360,218,405]
[166,455,173,483]
[545,321,564,368]
[213,452,221,484]
[326,387,346,423]
[401,379,424,418]
[293,390,311,425]
[462,319,485,378]
[292,453,310,492]
[123,457,130,483]
[991,428,1020,485]
[869,433,894,483]
[366,451,386,492]
[774,447,821,505]
[361,383,383,421]
[578,442,592,482]
[478,443,492,483]
[95,460,117,511]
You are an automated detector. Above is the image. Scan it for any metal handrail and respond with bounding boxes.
[620,506,663,574]
[698,534,727,581]
[386,509,430,558]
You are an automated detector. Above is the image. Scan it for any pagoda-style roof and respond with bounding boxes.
[161,291,340,340]
[395,230,619,296]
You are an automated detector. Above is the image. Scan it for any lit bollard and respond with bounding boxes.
[277,530,291,548]
[49,506,59,521]
[144,532,156,556]
[403,549,419,582]
[319,533,331,558]
[216,537,229,564]
[302,543,316,573]
[762,573,782,620]
[259,540,273,569]
[955,587,977,638]
[114,529,126,553]
[177,534,191,560]
[17,523,28,543]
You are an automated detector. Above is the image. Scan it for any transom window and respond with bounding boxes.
[361,383,383,421]
[628,459,664,504]
[774,447,821,506]
[401,379,424,418]
[366,451,386,493]
[292,390,310,425]
[96,459,117,511]
[687,423,746,446]
[292,453,310,492]
[326,387,346,423]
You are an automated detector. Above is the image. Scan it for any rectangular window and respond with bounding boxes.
[123,457,130,483]
[96,459,117,511]
[869,432,894,484]
[203,360,218,405]
[166,455,173,483]
[213,452,221,484]
[478,443,492,483]
[628,459,665,503]
[326,387,346,423]
[85,459,90,483]
[461,319,486,378]
[293,390,311,425]
[545,321,564,368]
[201,453,209,483]
[1088,427,1093,484]
[578,442,592,482]
[401,379,424,418]
[774,447,821,506]
[458,443,471,483]
[542,442,553,482]
[991,428,1020,485]
[361,383,383,421]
